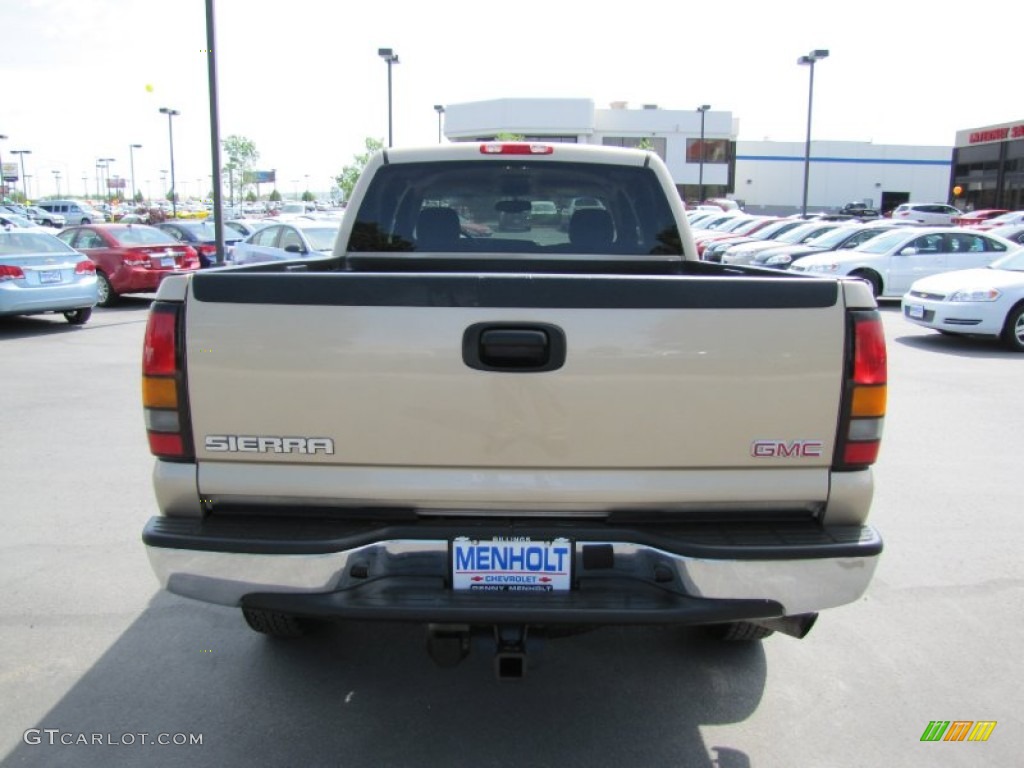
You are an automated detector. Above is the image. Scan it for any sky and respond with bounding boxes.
[1,0,1015,202]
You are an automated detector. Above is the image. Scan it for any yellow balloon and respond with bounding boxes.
[952,185,963,196]
[145,84,154,93]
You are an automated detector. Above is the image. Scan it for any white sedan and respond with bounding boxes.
[790,227,1016,298]
[902,248,1024,351]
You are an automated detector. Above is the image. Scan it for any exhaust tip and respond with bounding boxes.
[753,612,819,639]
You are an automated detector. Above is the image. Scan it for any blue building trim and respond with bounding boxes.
[736,154,950,167]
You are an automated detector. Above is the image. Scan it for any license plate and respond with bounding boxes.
[159,257,174,268]
[451,537,573,592]
[38,270,63,284]
[907,304,924,319]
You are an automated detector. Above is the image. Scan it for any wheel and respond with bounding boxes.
[95,272,118,307]
[80,218,92,225]
[849,269,882,298]
[704,621,774,642]
[242,607,308,638]
[63,307,92,325]
[1000,303,1024,352]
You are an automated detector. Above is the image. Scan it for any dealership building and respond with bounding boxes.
[442,99,1017,215]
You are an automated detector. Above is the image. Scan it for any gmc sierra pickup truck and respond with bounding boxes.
[141,142,886,678]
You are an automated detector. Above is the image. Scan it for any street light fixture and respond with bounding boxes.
[378,48,400,147]
[696,105,711,204]
[159,107,180,218]
[797,49,829,218]
[11,149,31,202]
[52,170,62,198]
[129,144,142,205]
[434,105,445,144]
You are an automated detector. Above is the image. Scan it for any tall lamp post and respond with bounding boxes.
[377,48,400,147]
[433,105,445,144]
[0,134,7,200]
[11,149,31,202]
[159,108,180,218]
[696,105,711,204]
[100,157,116,205]
[797,49,829,218]
[129,143,142,205]
[52,170,62,198]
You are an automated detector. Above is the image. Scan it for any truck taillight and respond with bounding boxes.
[835,310,887,470]
[142,302,194,460]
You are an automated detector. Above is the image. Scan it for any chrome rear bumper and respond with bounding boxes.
[143,516,881,620]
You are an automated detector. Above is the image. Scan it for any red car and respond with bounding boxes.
[953,209,1009,228]
[58,224,199,306]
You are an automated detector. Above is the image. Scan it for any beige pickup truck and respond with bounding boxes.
[141,142,887,678]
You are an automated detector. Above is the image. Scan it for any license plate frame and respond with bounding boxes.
[159,257,175,268]
[451,537,573,592]
[907,304,925,319]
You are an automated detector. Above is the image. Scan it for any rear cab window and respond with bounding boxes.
[345,160,682,256]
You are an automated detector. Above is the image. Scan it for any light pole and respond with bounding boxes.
[82,174,88,198]
[11,149,31,202]
[696,105,710,204]
[129,143,142,204]
[24,175,32,200]
[434,105,445,144]
[798,49,829,218]
[52,170,62,198]
[160,170,168,201]
[159,107,180,218]
[378,48,400,147]
[0,134,7,201]
[100,157,116,205]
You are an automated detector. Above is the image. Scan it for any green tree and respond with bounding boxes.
[222,135,259,197]
[268,189,282,202]
[301,190,315,202]
[335,137,384,203]
[245,190,257,203]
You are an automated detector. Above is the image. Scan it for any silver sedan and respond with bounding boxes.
[0,230,98,324]
[230,220,340,265]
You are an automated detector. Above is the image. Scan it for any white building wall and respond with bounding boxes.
[445,98,595,140]
[736,141,952,211]
[442,99,954,211]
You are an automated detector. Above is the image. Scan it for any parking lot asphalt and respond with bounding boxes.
[1,297,1021,767]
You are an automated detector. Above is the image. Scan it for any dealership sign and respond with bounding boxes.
[969,124,1024,144]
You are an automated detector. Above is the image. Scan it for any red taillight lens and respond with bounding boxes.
[75,260,96,274]
[836,311,887,470]
[142,302,193,460]
[480,143,554,155]
[853,314,887,385]
[143,305,177,375]
[0,265,26,281]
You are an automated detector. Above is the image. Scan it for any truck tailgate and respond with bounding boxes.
[184,271,846,510]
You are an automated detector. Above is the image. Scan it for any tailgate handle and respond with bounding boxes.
[463,323,566,372]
